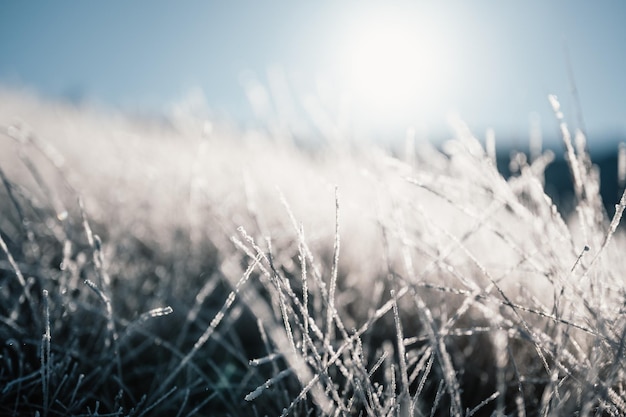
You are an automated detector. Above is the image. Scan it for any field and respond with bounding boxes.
[1,89,626,416]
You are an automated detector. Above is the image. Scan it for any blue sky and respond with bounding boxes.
[1,1,625,147]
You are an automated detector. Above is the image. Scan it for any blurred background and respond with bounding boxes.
[1,1,625,155]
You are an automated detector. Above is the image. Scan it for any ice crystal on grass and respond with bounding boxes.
[2,90,626,415]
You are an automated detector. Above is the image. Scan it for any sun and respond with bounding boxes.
[336,7,452,127]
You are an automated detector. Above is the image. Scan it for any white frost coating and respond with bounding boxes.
[245,368,292,401]
[146,306,173,318]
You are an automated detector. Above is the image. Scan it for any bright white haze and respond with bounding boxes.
[336,8,452,129]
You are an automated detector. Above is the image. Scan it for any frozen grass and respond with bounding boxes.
[1,90,626,416]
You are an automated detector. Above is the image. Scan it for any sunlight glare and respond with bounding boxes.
[337,8,452,128]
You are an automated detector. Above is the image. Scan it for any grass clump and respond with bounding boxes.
[1,90,626,416]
